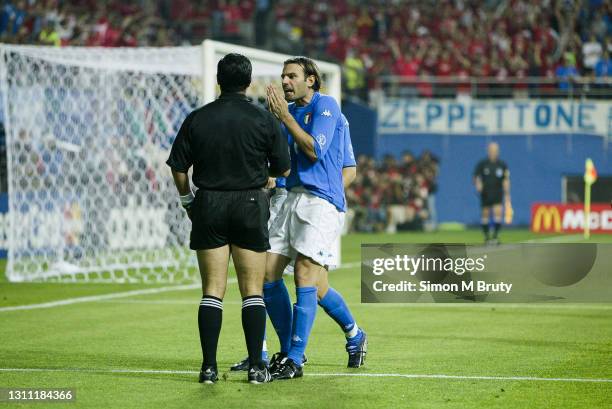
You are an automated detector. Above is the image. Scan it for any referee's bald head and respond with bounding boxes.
[487,142,500,160]
[217,53,252,93]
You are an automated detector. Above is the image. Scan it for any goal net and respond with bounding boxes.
[0,40,341,283]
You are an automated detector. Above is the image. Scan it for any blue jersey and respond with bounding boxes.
[285,92,347,211]
[278,115,354,190]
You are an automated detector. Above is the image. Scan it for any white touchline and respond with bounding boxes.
[0,262,362,313]
[0,367,610,383]
[6,259,607,312]
[97,299,612,310]
[526,234,586,243]
[0,283,203,313]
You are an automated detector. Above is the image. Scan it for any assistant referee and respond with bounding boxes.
[473,142,511,244]
[166,53,290,385]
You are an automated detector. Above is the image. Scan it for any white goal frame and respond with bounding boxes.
[0,40,342,282]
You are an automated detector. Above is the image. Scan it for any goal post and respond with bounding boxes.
[0,41,342,283]
[201,39,342,105]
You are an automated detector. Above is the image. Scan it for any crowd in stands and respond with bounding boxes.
[1,0,611,99]
[345,151,439,233]
[0,1,606,217]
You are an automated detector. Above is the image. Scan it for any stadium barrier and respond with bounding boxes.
[377,76,612,100]
[531,203,612,234]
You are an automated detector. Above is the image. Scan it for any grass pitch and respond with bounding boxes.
[0,229,611,408]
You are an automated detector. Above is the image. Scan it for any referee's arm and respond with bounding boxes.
[171,169,191,196]
[267,113,291,178]
[473,162,483,193]
[474,176,482,193]
[270,168,290,178]
[503,169,511,202]
[166,112,195,214]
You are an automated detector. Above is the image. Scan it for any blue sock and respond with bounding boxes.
[263,279,293,354]
[319,287,358,337]
[262,324,268,361]
[287,287,317,365]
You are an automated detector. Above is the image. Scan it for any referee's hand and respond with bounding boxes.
[265,177,276,189]
[182,203,193,221]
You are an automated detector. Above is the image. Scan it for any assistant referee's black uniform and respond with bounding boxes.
[473,158,508,207]
[166,92,290,251]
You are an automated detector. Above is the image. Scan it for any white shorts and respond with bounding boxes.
[268,188,288,229]
[269,189,345,268]
[268,188,295,275]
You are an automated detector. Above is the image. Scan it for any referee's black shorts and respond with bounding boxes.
[190,189,270,252]
[480,189,503,207]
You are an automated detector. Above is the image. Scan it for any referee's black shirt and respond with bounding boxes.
[166,92,290,190]
[473,159,508,193]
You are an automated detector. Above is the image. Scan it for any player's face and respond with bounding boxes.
[281,63,314,102]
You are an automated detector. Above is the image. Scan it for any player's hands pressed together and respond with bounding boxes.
[267,85,290,122]
[267,84,318,161]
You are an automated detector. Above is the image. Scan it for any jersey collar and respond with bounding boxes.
[218,92,250,101]
[291,92,319,112]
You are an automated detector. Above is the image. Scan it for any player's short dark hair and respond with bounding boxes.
[284,56,322,91]
[217,53,252,93]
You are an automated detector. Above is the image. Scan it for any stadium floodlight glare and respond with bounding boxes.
[0,41,341,283]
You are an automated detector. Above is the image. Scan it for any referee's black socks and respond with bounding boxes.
[481,223,490,240]
[241,295,267,369]
[198,295,223,369]
[493,222,501,239]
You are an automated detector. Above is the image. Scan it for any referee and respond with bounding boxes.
[166,53,290,385]
[473,142,511,244]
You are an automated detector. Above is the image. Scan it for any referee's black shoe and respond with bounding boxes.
[230,357,250,372]
[270,357,303,380]
[199,365,218,384]
[248,364,273,384]
[230,353,270,371]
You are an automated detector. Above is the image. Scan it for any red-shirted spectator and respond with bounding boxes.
[436,49,454,76]
[0,0,604,103]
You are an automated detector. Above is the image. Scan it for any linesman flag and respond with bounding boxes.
[504,200,513,225]
[584,158,597,185]
[583,158,597,239]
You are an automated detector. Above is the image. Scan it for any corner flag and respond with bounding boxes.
[584,158,597,185]
[583,158,597,239]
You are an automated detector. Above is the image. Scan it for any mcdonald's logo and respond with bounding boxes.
[532,206,562,232]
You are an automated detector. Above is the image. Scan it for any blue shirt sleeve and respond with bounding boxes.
[342,117,356,168]
[310,96,341,161]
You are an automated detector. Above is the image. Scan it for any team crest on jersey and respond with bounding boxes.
[316,133,326,147]
[304,112,311,124]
